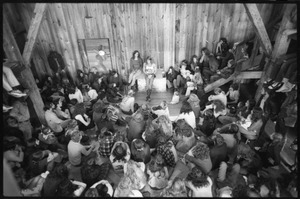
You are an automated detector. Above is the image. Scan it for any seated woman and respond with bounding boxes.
[52,97,71,120]
[200,48,219,83]
[151,100,170,119]
[215,38,231,69]
[90,180,114,197]
[210,59,236,82]
[236,106,264,141]
[187,93,201,119]
[119,89,135,115]
[160,177,188,197]
[113,175,143,197]
[196,109,217,137]
[173,119,196,154]
[226,83,240,106]
[183,141,212,174]
[165,66,179,91]
[147,153,169,190]
[68,85,83,104]
[188,55,200,73]
[213,123,240,164]
[152,115,173,138]
[44,102,71,134]
[176,60,190,93]
[175,101,196,129]
[73,103,95,132]
[157,140,178,167]
[185,166,213,197]
[76,69,89,90]
[128,50,143,90]
[124,160,147,190]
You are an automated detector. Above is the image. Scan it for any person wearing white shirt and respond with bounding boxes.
[119,89,135,114]
[68,86,83,103]
[176,101,196,129]
[67,130,95,166]
[208,87,227,107]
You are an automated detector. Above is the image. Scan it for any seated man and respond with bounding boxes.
[67,130,95,167]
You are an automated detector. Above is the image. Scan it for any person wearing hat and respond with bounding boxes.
[109,141,130,173]
[119,89,135,115]
[147,153,169,189]
[130,138,151,164]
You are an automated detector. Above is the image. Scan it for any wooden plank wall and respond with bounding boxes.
[6,3,276,82]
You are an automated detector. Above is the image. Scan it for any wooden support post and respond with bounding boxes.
[3,13,46,125]
[244,4,273,56]
[254,4,297,101]
[22,3,47,66]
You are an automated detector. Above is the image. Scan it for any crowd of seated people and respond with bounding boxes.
[3,42,298,197]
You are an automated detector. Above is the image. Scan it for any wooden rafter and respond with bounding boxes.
[3,9,46,125]
[255,4,297,101]
[22,3,47,67]
[243,4,273,56]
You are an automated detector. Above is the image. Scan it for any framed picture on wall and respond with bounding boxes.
[83,38,113,74]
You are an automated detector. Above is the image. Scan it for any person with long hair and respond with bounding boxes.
[73,103,95,132]
[143,56,157,101]
[200,47,219,83]
[184,141,212,174]
[213,123,240,164]
[189,55,200,73]
[119,89,135,115]
[128,50,143,89]
[236,106,264,141]
[160,177,188,197]
[165,66,179,90]
[185,166,213,197]
[226,83,240,105]
[176,101,196,129]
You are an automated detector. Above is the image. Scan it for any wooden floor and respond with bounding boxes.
[134,90,183,117]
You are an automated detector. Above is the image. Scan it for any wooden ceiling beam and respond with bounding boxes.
[22,3,47,67]
[243,4,273,56]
